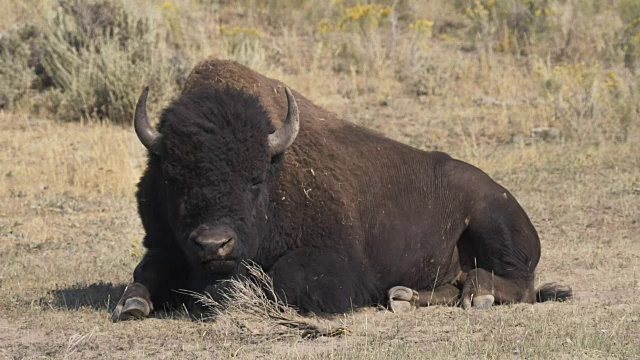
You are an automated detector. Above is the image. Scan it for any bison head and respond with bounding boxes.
[134,86,299,275]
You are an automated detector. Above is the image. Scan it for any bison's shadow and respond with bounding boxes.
[43,283,191,319]
[43,282,126,311]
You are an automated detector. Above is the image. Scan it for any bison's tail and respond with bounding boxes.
[535,282,573,303]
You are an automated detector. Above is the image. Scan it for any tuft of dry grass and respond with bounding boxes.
[184,261,350,340]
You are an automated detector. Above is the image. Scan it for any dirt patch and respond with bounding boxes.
[0,317,60,358]
[572,289,640,305]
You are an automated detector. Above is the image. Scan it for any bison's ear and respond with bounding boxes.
[134,86,163,155]
[268,88,299,156]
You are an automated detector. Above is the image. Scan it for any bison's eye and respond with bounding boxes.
[251,179,263,189]
[250,173,266,188]
[249,173,266,198]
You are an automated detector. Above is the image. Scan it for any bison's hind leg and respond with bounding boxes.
[388,283,461,313]
[455,196,541,309]
[460,268,536,310]
[388,286,419,313]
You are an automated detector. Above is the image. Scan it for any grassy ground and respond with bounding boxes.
[1,0,639,358]
[1,118,638,359]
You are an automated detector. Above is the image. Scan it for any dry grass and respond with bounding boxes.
[1,0,640,358]
[1,103,638,359]
[185,262,350,340]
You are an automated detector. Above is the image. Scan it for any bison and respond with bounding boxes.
[112,59,571,321]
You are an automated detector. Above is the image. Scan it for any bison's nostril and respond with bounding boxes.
[218,237,235,257]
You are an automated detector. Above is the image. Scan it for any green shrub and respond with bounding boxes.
[219,24,266,68]
[534,60,637,142]
[0,26,39,109]
[38,0,188,124]
[0,0,190,124]
[617,0,640,73]
[617,0,640,24]
[314,2,393,74]
[456,0,558,55]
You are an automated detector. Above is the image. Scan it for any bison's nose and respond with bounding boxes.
[192,225,237,259]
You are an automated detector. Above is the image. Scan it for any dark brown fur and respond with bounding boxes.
[113,60,571,320]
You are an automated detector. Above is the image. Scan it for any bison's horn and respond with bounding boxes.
[134,86,163,155]
[268,87,299,156]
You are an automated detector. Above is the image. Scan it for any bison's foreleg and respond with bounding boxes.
[112,283,152,321]
[112,248,187,322]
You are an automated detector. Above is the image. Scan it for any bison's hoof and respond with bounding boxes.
[388,286,419,313]
[472,294,495,309]
[112,297,151,322]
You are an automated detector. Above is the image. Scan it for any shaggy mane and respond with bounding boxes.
[158,86,275,165]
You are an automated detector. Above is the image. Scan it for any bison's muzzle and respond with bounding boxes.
[190,224,239,273]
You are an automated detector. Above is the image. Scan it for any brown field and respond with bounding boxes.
[1,0,639,358]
